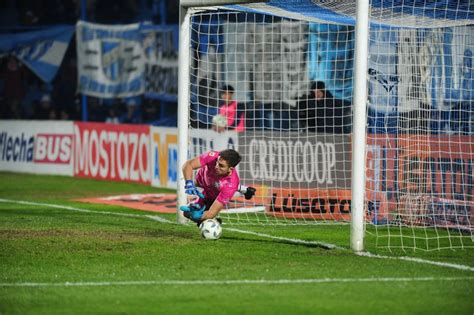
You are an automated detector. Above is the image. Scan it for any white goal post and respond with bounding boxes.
[350,0,370,252]
[178,0,474,252]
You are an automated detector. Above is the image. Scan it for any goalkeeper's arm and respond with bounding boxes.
[182,156,202,182]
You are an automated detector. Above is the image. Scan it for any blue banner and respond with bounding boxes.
[0,25,74,83]
[76,21,145,98]
[366,25,474,134]
[142,24,179,102]
[308,23,354,102]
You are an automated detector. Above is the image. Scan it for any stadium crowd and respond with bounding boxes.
[0,0,178,125]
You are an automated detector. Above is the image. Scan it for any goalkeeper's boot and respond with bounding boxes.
[244,186,256,200]
[179,205,192,212]
[179,203,205,212]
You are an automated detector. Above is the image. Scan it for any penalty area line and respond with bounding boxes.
[1,276,473,288]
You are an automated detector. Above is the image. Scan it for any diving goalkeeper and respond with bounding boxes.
[179,149,256,223]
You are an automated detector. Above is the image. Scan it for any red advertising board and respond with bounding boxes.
[366,134,473,227]
[74,122,151,184]
[366,134,473,204]
[261,133,473,226]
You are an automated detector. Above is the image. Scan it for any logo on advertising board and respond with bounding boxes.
[268,188,388,223]
[237,131,389,223]
[0,132,34,163]
[367,134,474,228]
[34,134,73,164]
[238,132,351,189]
[269,188,352,220]
[74,122,151,184]
[189,129,238,158]
[150,127,178,189]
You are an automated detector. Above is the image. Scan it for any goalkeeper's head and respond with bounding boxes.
[219,149,241,168]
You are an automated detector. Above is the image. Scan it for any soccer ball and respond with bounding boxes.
[199,219,222,240]
[212,114,228,128]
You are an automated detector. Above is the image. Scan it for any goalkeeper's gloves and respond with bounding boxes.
[184,180,204,198]
[244,186,256,200]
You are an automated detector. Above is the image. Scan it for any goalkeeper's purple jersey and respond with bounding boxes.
[195,151,240,205]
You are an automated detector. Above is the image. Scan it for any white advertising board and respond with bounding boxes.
[0,120,74,176]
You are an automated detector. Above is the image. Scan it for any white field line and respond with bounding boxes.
[225,227,344,250]
[0,198,174,224]
[357,251,474,272]
[1,198,473,272]
[1,276,473,288]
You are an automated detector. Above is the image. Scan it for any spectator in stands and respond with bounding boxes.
[53,57,77,119]
[68,97,82,121]
[58,108,71,120]
[86,97,105,122]
[142,99,158,124]
[21,74,42,119]
[198,77,219,110]
[34,94,54,120]
[1,56,25,119]
[120,97,142,124]
[213,84,245,133]
[297,81,350,134]
[22,10,39,26]
[193,77,219,129]
[105,102,121,124]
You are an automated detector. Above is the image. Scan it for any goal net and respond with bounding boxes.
[180,0,474,250]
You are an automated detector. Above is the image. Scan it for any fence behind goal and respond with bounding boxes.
[180,0,474,251]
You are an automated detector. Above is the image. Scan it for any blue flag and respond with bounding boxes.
[0,25,74,83]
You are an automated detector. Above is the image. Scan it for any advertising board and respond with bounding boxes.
[0,120,73,175]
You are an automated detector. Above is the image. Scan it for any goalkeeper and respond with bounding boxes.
[179,149,256,223]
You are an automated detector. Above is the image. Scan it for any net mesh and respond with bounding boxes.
[185,1,474,249]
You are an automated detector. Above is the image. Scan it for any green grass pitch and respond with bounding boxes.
[0,172,473,314]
